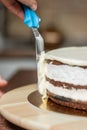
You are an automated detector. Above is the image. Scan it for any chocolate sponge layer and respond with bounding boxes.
[46,77,87,89]
[47,90,87,110]
[46,59,87,68]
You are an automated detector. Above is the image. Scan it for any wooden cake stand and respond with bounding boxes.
[0,84,87,130]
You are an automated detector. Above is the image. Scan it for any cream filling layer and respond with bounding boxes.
[46,64,87,86]
[46,82,87,101]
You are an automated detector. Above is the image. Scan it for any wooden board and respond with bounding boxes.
[0,84,87,130]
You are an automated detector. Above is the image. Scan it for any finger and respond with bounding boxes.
[1,0,24,19]
[0,91,4,97]
[17,0,37,10]
[0,77,7,87]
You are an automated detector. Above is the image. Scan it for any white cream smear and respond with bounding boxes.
[38,46,87,101]
[37,51,46,96]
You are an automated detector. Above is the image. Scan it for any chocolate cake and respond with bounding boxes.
[38,47,87,110]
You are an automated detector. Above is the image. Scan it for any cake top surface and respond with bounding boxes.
[45,46,87,66]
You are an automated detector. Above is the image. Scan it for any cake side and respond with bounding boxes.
[38,47,87,110]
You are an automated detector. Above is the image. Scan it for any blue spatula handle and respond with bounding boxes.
[23,5,41,28]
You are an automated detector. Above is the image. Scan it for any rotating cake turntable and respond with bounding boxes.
[0,84,87,130]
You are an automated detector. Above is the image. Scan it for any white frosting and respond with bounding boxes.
[45,47,87,66]
[46,64,87,86]
[46,82,87,101]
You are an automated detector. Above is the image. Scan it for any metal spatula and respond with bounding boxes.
[32,28,44,61]
[23,5,44,61]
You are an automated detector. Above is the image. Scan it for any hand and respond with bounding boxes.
[0,76,7,97]
[0,0,37,19]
